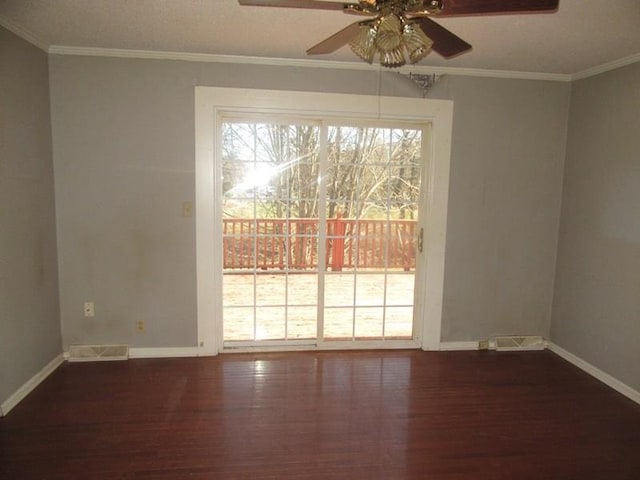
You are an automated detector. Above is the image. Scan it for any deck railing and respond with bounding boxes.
[223,217,417,271]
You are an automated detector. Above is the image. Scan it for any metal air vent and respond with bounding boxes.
[494,336,545,351]
[68,344,129,362]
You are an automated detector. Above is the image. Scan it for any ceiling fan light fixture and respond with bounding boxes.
[374,14,403,52]
[402,21,434,64]
[373,14,408,67]
[349,22,378,63]
[379,46,406,68]
[347,10,436,68]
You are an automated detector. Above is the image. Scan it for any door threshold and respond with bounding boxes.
[222,339,420,354]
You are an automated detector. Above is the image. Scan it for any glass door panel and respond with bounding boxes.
[222,120,321,344]
[322,126,421,341]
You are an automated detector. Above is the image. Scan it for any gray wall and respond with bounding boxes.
[48,54,570,349]
[0,27,62,406]
[551,63,640,392]
[433,76,570,341]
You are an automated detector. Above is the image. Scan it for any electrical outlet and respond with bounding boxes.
[84,302,95,317]
[136,320,145,333]
[478,339,490,351]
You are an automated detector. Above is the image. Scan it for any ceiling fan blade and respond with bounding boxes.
[306,21,362,55]
[415,17,472,58]
[238,0,348,10]
[438,0,559,16]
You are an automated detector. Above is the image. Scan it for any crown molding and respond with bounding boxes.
[3,22,631,83]
[48,45,572,82]
[571,53,640,81]
[0,16,48,52]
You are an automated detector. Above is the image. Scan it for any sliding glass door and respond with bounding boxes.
[221,117,425,349]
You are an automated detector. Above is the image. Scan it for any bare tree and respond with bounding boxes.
[222,122,421,219]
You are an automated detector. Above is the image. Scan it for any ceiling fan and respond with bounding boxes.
[238,0,559,68]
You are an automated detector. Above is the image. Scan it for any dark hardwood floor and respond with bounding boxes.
[1,350,639,479]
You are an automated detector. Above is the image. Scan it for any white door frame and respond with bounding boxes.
[195,87,453,355]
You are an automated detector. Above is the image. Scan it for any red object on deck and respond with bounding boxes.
[330,212,346,271]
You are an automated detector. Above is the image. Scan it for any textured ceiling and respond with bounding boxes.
[1,0,639,75]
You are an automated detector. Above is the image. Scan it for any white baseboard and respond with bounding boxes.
[439,341,479,351]
[128,347,200,359]
[0,353,65,416]
[547,342,640,406]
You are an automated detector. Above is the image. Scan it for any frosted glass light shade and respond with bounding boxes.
[348,14,434,68]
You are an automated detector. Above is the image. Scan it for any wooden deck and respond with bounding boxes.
[223,272,415,341]
[2,350,639,479]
